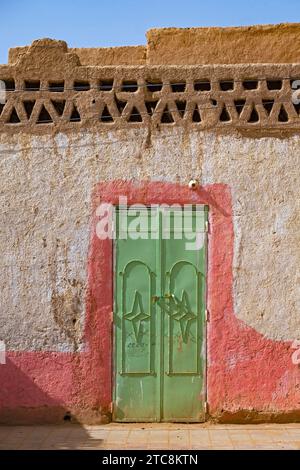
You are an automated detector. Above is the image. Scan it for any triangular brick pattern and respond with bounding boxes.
[0,68,299,130]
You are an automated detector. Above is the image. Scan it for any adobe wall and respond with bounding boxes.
[146,23,300,65]
[0,30,299,423]
[8,23,300,66]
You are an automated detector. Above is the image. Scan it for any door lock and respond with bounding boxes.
[164,293,174,299]
[152,294,174,303]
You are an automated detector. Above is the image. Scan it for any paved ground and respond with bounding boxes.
[0,423,300,450]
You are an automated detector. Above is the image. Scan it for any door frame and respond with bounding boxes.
[86,181,233,422]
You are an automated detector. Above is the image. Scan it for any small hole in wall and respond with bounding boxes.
[48,81,64,92]
[72,318,77,325]
[70,105,81,122]
[51,100,66,116]
[37,105,53,123]
[192,104,201,122]
[262,99,274,115]
[171,82,186,92]
[23,100,35,119]
[146,80,163,92]
[74,81,90,91]
[3,79,15,91]
[220,80,234,91]
[234,99,246,115]
[63,412,71,422]
[210,99,217,106]
[115,98,127,115]
[128,106,142,122]
[145,100,158,116]
[219,105,231,121]
[99,79,114,91]
[160,104,174,123]
[242,80,258,90]
[100,105,114,122]
[278,105,289,122]
[24,80,40,91]
[121,80,138,92]
[248,106,259,123]
[175,100,186,118]
[8,107,21,123]
[267,80,282,90]
[194,80,211,91]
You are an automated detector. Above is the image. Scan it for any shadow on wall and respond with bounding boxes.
[0,357,71,423]
[0,358,103,449]
[0,357,82,427]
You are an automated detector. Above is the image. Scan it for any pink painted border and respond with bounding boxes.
[0,180,298,420]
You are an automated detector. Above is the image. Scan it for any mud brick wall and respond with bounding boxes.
[0,27,299,423]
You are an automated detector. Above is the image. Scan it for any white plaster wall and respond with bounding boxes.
[0,128,299,350]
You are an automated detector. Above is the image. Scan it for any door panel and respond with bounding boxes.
[113,206,207,422]
[162,235,206,421]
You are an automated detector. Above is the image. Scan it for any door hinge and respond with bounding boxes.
[205,220,209,233]
[109,401,114,414]
[204,401,209,414]
[205,309,210,322]
[110,311,114,324]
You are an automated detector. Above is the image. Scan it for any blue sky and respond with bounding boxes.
[1,0,300,63]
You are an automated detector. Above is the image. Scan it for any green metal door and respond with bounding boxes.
[113,205,207,422]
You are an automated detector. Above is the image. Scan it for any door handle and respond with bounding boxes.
[152,294,174,303]
[164,293,174,299]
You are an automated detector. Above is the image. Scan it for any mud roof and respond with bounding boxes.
[7,23,300,66]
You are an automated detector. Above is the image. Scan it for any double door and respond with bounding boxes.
[113,206,207,422]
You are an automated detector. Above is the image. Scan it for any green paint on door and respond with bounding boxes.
[113,206,208,422]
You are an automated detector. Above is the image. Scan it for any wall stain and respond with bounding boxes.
[51,279,83,352]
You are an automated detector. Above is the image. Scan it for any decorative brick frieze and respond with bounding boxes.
[1,39,300,132]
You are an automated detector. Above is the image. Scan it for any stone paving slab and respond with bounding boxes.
[0,424,300,450]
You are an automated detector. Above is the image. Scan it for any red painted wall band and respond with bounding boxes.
[0,181,298,419]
